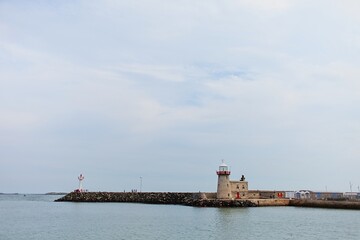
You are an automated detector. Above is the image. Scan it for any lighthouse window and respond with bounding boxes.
[237,185,239,189]
[242,185,245,189]
[227,184,229,187]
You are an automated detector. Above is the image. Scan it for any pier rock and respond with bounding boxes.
[55,192,257,207]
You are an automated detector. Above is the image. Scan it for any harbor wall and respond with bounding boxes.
[249,199,290,207]
[289,199,360,210]
[55,192,360,209]
[55,192,256,207]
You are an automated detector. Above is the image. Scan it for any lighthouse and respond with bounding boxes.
[216,160,232,199]
[77,174,85,192]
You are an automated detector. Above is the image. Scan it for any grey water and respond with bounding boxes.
[0,194,359,240]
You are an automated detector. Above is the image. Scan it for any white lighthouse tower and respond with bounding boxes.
[77,174,85,192]
[216,160,232,199]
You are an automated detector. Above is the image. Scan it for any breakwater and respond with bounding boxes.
[55,192,360,209]
[55,192,257,207]
[289,199,360,210]
[249,199,290,207]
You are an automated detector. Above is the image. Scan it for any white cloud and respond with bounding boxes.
[0,41,46,61]
[109,64,186,82]
[0,111,41,130]
[231,0,296,12]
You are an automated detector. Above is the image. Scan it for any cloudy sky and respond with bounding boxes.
[1,0,360,193]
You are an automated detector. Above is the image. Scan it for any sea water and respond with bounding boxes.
[0,194,359,240]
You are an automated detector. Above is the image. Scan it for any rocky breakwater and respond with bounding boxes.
[191,199,257,207]
[55,192,195,205]
[55,192,257,208]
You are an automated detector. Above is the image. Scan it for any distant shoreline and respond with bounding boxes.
[45,192,68,195]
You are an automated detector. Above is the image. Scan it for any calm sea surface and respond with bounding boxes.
[0,194,359,240]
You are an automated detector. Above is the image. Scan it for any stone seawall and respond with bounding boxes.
[55,192,257,207]
[249,199,290,207]
[289,199,360,210]
[55,192,360,209]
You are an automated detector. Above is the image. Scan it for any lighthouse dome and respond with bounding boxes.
[220,162,227,167]
[219,161,229,171]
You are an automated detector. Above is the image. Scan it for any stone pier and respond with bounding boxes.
[55,192,257,207]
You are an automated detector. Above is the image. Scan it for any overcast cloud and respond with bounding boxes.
[1,0,360,193]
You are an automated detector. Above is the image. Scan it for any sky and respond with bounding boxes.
[1,0,360,193]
